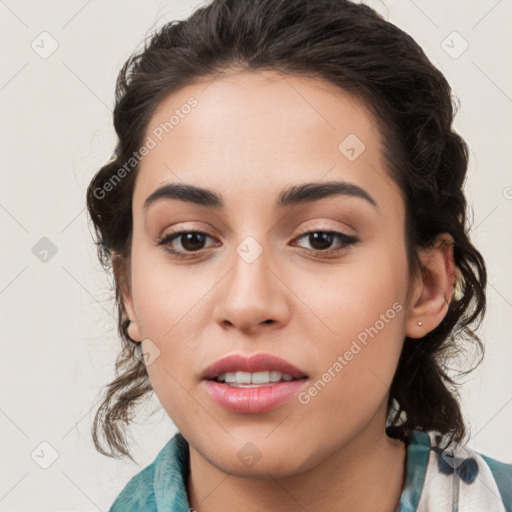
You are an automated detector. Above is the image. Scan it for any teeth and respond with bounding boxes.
[236,371,252,384]
[250,371,269,384]
[269,371,282,382]
[216,371,297,385]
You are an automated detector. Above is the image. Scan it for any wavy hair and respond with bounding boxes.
[86,0,486,460]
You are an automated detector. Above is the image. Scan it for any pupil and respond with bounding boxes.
[182,232,206,251]
[310,232,333,250]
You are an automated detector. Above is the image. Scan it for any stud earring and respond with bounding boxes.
[417,321,422,326]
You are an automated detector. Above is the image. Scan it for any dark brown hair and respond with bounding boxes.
[86,0,486,461]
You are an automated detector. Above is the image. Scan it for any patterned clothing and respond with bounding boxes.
[109,426,512,511]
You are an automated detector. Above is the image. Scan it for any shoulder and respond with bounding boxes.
[108,432,190,512]
[478,452,512,508]
[109,462,158,512]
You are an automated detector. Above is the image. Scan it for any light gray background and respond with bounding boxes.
[1,0,511,510]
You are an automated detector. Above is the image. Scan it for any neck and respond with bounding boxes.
[186,422,407,512]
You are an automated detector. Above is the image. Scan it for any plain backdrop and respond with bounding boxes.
[0,0,511,510]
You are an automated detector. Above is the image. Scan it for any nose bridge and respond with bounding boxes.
[229,232,275,305]
[212,229,289,332]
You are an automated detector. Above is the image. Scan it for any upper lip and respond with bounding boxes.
[201,353,309,380]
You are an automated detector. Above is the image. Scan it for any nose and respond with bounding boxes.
[212,243,291,336]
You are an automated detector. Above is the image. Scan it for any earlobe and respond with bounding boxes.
[121,287,142,343]
[405,233,456,339]
[126,319,142,343]
[112,251,142,342]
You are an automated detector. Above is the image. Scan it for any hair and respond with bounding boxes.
[86,0,487,461]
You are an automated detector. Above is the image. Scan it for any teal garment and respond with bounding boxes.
[109,426,512,511]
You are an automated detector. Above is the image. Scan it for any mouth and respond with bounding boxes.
[213,370,305,387]
[201,352,309,413]
[201,352,309,383]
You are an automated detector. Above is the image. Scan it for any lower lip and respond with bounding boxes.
[204,379,308,413]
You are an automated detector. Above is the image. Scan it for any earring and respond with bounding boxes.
[417,321,422,326]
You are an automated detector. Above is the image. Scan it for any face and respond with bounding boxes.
[121,70,420,478]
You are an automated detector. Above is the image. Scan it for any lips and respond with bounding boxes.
[201,352,309,381]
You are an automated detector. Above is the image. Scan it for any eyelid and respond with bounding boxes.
[159,222,218,238]
[293,220,355,238]
[157,227,217,247]
[159,219,354,243]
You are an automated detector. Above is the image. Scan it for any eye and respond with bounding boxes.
[157,228,359,259]
[292,229,359,256]
[157,230,218,258]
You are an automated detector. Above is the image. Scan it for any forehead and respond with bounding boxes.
[133,70,402,218]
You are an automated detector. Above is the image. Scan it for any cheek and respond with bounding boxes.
[140,326,204,432]
[293,245,408,413]
[130,242,206,337]
[294,241,408,341]
[295,310,405,448]
[129,246,215,417]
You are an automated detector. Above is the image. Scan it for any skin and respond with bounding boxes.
[117,70,456,512]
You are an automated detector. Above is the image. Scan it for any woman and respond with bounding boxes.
[86,0,512,510]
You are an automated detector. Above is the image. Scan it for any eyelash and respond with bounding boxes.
[157,227,359,259]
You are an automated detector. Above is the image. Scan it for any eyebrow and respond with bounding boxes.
[143,180,378,213]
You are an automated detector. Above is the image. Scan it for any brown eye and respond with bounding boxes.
[293,230,359,256]
[176,232,208,251]
[157,230,217,258]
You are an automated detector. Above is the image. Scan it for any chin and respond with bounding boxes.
[198,437,320,480]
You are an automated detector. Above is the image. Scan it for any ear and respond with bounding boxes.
[405,233,457,339]
[112,252,141,342]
